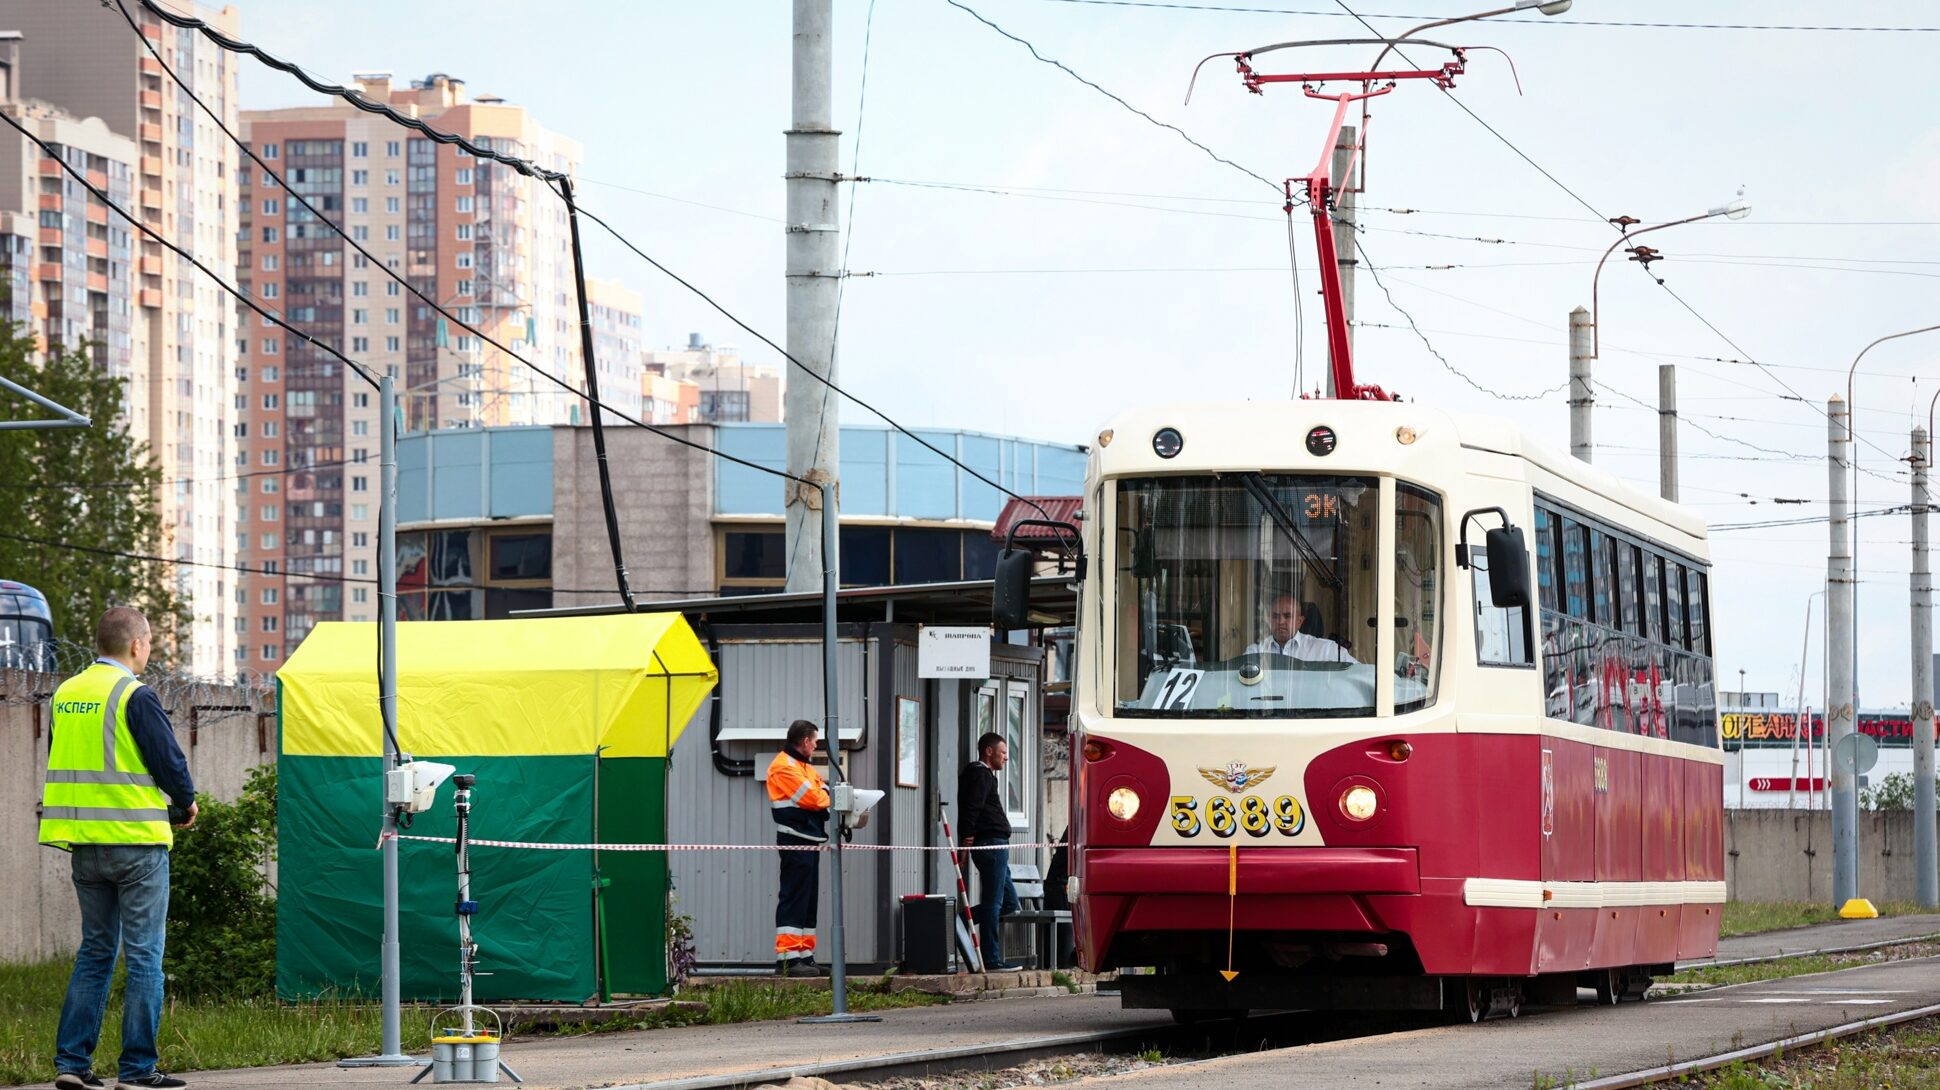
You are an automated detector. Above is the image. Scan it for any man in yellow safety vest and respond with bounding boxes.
[40,608,197,1090]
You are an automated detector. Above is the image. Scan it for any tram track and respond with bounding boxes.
[615,932,1940,1090]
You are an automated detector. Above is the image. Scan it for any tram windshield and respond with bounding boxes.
[1113,474,1442,718]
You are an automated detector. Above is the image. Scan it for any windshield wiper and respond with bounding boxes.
[1238,473,1343,591]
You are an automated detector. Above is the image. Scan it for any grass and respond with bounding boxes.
[1720,900,1933,938]
[1691,1014,1940,1088]
[1664,938,1940,988]
[0,960,944,1085]
[0,958,437,1086]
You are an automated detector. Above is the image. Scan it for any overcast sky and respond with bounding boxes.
[234,0,1940,707]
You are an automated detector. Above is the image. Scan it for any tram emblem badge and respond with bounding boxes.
[1199,761,1276,793]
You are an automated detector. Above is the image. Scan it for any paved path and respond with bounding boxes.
[166,992,1163,1090]
[1697,911,1940,965]
[32,914,1936,1090]
[1078,956,1940,1089]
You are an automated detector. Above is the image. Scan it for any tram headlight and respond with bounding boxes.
[1340,784,1379,822]
[1107,786,1142,822]
[1152,427,1184,459]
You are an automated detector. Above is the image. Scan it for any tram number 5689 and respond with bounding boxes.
[1169,793,1306,838]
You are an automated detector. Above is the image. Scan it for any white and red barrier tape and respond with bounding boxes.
[387,833,1055,853]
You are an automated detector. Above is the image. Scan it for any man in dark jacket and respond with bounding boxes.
[958,731,1020,970]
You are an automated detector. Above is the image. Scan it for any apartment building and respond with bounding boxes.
[643,334,783,424]
[234,72,585,670]
[6,2,242,674]
[583,277,643,424]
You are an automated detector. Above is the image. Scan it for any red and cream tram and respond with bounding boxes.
[1034,402,1721,1020]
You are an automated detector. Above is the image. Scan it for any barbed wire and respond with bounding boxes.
[0,638,273,712]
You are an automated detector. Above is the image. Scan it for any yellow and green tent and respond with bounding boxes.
[275,614,716,1001]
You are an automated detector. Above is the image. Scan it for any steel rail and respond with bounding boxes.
[1572,999,1940,1089]
[1681,929,1940,971]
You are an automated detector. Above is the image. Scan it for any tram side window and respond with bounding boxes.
[1394,484,1443,713]
[1688,570,1711,656]
[1617,542,1642,634]
[1534,507,1561,615]
[1643,553,1665,644]
[1557,516,1596,726]
[1664,560,1687,649]
[1589,530,1613,626]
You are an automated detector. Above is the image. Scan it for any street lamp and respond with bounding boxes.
[1371,0,1573,71]
[1591,192,1752,360]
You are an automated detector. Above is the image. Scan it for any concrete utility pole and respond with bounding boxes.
[1828,395,1857,907]
[1913,426,1938,907]
[1658,365,1679,502]
[783,0,841,593]
[1327,124,1357,399]
[1568,307,1592,462]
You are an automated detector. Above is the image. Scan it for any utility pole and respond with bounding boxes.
[784,0,841,593]
[1658,364,1679,502]
[1913,425,1938,907]
[1828,395,1857,907]
[1568,307,1592,462]
[1327,125,1357,399]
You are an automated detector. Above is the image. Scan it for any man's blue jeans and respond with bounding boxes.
[969,840,1020,968]
[55,844,171,1081]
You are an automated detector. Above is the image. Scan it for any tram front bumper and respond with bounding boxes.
[1085,846,1419,896]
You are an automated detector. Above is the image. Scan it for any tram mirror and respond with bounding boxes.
[992,548,1036,630]
[1484,526,1532,610]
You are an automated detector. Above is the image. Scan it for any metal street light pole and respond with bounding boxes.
[1582,195,1749,482]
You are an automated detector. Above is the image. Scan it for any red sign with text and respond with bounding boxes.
[1748,777,1825,792]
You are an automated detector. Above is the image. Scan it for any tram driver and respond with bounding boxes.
[1243,592,1359,664]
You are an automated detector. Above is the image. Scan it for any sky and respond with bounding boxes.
[231,0,1940,707]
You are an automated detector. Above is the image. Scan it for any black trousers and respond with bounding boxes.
[775,838,820,962]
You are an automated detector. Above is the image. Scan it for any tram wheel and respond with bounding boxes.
[1462,977,1487,1023]
[1503,982,1522,1019]
[1618,967,1654,1002]
[1592,968,1620,1006]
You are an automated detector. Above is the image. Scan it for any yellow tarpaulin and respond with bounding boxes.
[278,614,718,758]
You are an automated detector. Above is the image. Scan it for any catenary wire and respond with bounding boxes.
[939,0,1282,193]
[1036,0,1940,32]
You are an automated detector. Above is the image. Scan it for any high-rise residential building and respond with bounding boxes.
[6,2,242,675]
[643,334,783,424]
[583,277,643,425]
[235,73,587,670]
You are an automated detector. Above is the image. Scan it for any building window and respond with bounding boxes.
[352,169,368,186]
[351,141,368,157]
[261,199,279,215]
[261,144,279,160]
[262,449,279,466]
[352,281,368,296]
[385,170,400,185]
[455,252,473,269]
[352,225,369,241]
[262,338,278,354]
[262,254,279,270]
[352,559,369,576]
[455,168,473,185]
[260,533,278,549]
[385,281,400,297]
[352,476,368,492]
[353,532,369,548]
[261,282,279,298]
[385,197,400,214]
[353,393,370,408]
[455,196,474,213]
[351,197,368,214]
[262,478,279,494]
[384,225,400,241]
[262,394,279,410]
[261,645,278,661]
[385,336,400,352]
[261,227,278,243]
[352,420,369,436]
[352,308,368,324]
[455,225,472,241]
[351,336,369,352]
[352,503,368,520]
[385,308,399,324]
[262,616,279,633]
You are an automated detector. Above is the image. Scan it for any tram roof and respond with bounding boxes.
[1091,401,1707,549]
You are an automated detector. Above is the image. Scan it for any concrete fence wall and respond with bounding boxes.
[1726,808,1936,905]
[1,668,275,964]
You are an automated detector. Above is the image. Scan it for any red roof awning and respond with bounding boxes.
[992,496,1082,543]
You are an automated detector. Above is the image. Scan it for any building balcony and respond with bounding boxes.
[141,156,163,177]
[36,263,63,281]
[140,56,163,76]
[37,228,60,245]
[140,123,162,143]
[141,254,163,276]
[88,272,108,293]
[38,158,59,176]
[140,90,163,110]
[140,288,162,309]
[86,238,108,259]
[38,194,60,211]
[86,203,109,224]
[140,188,162,209]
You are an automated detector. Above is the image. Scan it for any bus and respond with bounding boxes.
[0,579,56,672]
[998,400,1721,1021]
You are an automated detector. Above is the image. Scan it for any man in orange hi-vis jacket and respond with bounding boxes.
[766,719,831,976]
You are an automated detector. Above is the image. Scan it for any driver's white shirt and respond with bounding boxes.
[1244,632,1360,664]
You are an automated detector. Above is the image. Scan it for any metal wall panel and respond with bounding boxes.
[670,625,1044,969]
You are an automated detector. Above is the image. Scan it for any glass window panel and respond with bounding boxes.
[893,529,960,584]
[723,530,785,580]
[1535,507,1561,616]
[1689,570,1711,656]
[1562,519,1591,622]
[840,526,892,586]
[1473,563,1531,667]
[1395,483,1443,712]
[962,531,999,581]
[1617,542,1641,634]
[1113,474,1384,718]
[431,530,472,587]
[487,532,551,581]
[1642,553,1665,645]
[1004,686,1027,820]
[1665,562,1687,650]
[1590,530,1614,627]
[485,588,552,619]
[1569,618,1598,727]
[1542,610,1570,720]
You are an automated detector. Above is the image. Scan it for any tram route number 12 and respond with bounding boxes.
[1155,668,1204,710]
[1170,793,1306,838]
